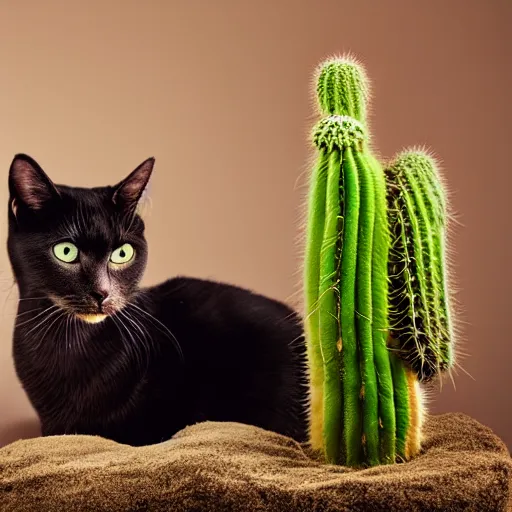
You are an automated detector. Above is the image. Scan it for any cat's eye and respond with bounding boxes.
[110,243,134,264]
[53,242,79,263]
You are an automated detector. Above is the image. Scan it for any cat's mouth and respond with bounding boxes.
[49,295,118,324]
[75,313,108,324]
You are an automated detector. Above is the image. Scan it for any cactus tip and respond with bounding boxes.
[394,146,439,168]
[314,53,370,123]
[391,147,446,190]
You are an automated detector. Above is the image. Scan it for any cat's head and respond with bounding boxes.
[7,154,154,323]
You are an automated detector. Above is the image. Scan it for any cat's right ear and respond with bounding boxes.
[9,154,60,214]
[111,157,154,215]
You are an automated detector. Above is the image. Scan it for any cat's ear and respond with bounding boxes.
[9,154,60,213]
[112,157,154,214]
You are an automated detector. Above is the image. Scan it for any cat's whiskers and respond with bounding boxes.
[15,308,44,319]
[31,310,68,353]
[17,293,79,305]
[16,304,60,329]
[14,294,82,330]
[125,301,184,363]
[74,316,87,358]
[119,308,152,350]
[116,309,152,370]
[65,315,72,355]
[24,306,67,338]
[15,296,51,302]
[3,294,47,319]
[1,282,18,317]
[128,310,154,352]
[111,313,146,371]
[52,312,68,358]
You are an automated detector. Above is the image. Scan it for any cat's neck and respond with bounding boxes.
[14,295,118,368]
[12,292,155,428]
[13,291,159,368]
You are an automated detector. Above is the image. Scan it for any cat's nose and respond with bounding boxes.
[91,288,110,308]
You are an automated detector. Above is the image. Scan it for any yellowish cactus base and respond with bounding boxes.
[405,369,425,459]
[308,367,425,463]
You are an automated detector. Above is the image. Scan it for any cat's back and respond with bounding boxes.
[139,276,308,441]
[144,276,302,332]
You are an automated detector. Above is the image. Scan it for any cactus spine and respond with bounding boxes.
[304,58,452,467]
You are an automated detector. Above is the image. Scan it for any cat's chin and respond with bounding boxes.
[76,314,108,324]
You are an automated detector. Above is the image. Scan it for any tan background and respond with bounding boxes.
[0,1,510,450]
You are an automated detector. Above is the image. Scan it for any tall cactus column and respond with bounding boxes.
[304,59,405,467]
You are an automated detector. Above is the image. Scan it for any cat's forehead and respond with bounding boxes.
[55,186,132,243]
[58,186,114,218]
[57,184,111,203]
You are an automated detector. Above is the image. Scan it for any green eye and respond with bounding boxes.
[110,243,134,264]
[53,242,79,263]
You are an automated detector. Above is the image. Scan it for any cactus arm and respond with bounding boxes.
[303,153,330,452]
[318,151,343,463]
[437,233,454,366]
[387,174,432,380]
[387,198,427,459]
[401,171,444,375]
[353,151,380,466]
[397,173,438,376]
[368,157,396,464]
[386,153,453,380]
[411,157,453,368]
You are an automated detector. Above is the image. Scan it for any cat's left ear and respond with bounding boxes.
[9,154,61,214]
[112,157,154,215]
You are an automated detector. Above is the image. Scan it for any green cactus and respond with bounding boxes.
[303,57,452,467]
[385,150,454,381]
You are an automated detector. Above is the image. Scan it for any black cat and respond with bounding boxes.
[7,154,308,446]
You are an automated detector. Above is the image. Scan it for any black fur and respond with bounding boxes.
[7,154,308,446]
